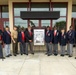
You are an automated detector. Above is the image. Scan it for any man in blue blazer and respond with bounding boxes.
[59,28,67,56]
[3,26,12,57]
[18,27,26,55]
[45,26,53,56]
[52,26,60,56]
[67,26,75,57]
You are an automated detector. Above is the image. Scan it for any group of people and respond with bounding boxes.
[0,25,75,59]
[45,26,75,57]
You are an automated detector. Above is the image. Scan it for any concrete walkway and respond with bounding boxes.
[0,48,76,75]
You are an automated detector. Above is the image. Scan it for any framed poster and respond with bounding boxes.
[34,29,45,45]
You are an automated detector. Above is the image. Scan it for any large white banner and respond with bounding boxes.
[34,29,45,45]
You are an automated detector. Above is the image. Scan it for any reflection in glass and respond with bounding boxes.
[53,18,66,30]
[72,6,76,18]
[4,21,9,27]
[41,20,50,27]
[2,6,9,18]
[30,20,39,27]
[14,18,27,28]
[31,3,49,11]
[52,3,67,16]
[14,4,28,16]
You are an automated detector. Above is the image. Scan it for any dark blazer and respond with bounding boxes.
[18,31,25,43]
[59,32,67,46]
[75,31,76,44]
[3,31,11,44]
[67,30,75,44]
[25,29,33,43]
[0,30,3,44]
[52,30,60,44]
[45,30,53,43]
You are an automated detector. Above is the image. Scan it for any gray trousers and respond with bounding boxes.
[5,44,11,56]
[67,44,73,56]
[20,42,26,54]
[0,44,3,57]
[25,42,34,54]
[46,43,52,55]
[53,44,58,54]
[60,46,65,55]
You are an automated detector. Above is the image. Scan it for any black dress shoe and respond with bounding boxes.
[54,54,58,56]
[6,55,10,57]
[60,55,64,57]
[21,54,23,55]
[16,53,19,55]
[14,54,17,56]
[31,52,34,55]
[47,54,51,56]
[25,53,28,55]
[0,57,5,59]
[45,52,48,55]
[69,55,72,57]
[9,54,12,56]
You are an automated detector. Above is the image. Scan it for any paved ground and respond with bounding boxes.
[0,48,76,75]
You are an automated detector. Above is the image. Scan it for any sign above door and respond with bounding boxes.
[20,11,60,20]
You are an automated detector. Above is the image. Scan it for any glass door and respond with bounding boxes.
[1,19,9,30]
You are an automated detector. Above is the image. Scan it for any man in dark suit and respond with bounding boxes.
[0,29,5,59]
[18,27,26,55]
[25,26,34,55]
[59,28,67,56]
[3,26,12,57]
[52,26,60,56]
[45,26,53,56]
[67,26,75,57]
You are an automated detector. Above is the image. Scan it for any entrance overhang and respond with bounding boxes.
[20,11,60,20]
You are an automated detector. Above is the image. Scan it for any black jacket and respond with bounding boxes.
[25,29,33,42]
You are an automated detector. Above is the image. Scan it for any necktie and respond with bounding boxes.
[29,31,32,36]
[0,35,2,40]
[46,31,49,35]
[54,31,56,36]
[22,32,25,41]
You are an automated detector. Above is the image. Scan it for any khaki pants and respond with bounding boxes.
[13,38,18,55]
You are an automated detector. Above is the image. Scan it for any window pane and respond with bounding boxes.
[52,3,67,16]
[41,20,50,27]
[72,6,76,18]
[53,17,66,30]
[30,20,39,27]
[4,21,9,27]
[31,3,49,11]
[2,6,9,18]
[14,18,27,28]
[14,3,28,16]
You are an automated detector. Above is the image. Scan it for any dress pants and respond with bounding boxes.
[53,44,58,54]
[25,42,34,54]
[0,44,3,57]
[67,44,73,56]
[5,44,11,56]
[20,42,26,54]
[60,46,65,55]
[13,38,18,55]
[46,43,52,55]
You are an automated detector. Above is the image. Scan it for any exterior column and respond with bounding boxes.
[8,0,13,32]
[67,0,72,31]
